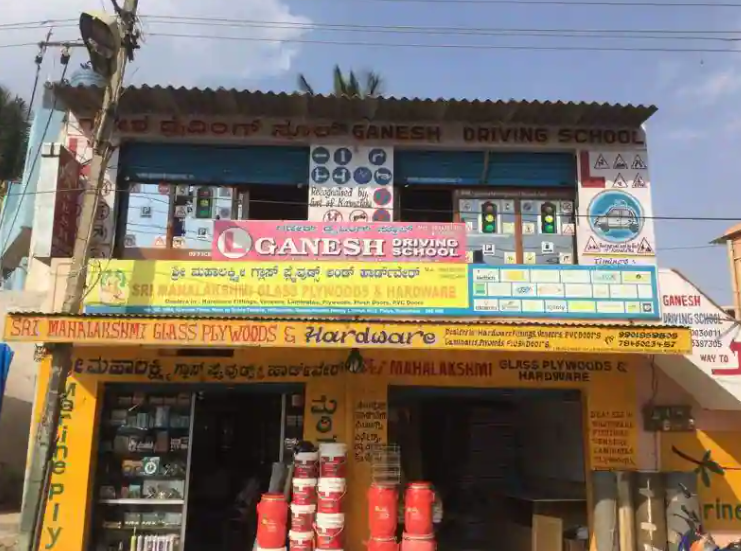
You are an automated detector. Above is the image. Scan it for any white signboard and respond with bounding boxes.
[308,144,394,222]
[658,269,741,408]
[576,150,656,266]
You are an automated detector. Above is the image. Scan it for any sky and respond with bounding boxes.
[1,0,740,305]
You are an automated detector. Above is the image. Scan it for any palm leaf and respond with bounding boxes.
[700,467,711,488]
[703,450,712,462]
[332,65,348,96]
[364,71,384,97]
[297,74,315,95]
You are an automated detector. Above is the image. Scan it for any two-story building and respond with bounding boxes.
[6,83,741,551]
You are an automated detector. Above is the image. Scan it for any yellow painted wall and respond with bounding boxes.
[39,346,644,551]
[661,430,741,533]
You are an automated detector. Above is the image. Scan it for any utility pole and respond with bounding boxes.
[17,2,139,549]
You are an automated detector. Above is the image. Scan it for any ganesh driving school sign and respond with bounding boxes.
[213,221,467,262]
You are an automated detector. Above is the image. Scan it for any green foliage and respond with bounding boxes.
[0,85,31,185]
[297,65,385,98]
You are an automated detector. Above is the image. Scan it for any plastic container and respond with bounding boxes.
[289,531,314,551]
[404,483,434,537]
[318,478,346,514]
[368,484,398,539]
[315,512,345,550]
[290,503,316,532]
[257,493,289,549]
[401,534,435,551]
[292,478,318,506]
[319,443,347,478]
[294,451,319,479]
[368,537,399,551]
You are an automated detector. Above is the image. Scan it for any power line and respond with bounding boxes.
[1,185,740,223]
[205,0,741,7]
[147,32,741,53]
[142,15,741,38]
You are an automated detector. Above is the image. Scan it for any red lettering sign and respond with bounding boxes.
[711,340,741,376]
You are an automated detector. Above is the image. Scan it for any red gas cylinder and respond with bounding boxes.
[257,493,289,549]
[404,483,434,537]
[368,483,398,539]
[401,533,435,551]
[368,537,399,551]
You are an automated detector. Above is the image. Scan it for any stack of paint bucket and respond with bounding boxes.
[316,442,348,551]
[367,483,399,551]
[290,449,319,551]
[257,492,289,551]
[401,483,436,551]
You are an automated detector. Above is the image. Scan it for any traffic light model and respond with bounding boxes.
[481,201,497,234]
[540,202,557,234]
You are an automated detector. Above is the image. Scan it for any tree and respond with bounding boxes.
[0,85,31,183]
[297,65,384,98]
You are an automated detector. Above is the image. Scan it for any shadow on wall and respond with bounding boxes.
[0,395,32,510]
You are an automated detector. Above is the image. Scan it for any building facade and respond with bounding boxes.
[5,85,741,551]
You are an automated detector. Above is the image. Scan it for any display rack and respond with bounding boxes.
[92,390,195,551]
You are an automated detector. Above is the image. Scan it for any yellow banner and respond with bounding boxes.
[83,260,468,315]
[5,314,691,354]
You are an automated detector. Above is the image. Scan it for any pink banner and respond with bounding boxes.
[213,221,467,262]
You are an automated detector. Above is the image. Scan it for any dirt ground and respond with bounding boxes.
[0,512,19,550]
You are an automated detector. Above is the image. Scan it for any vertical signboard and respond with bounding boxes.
[576,150,656,266]
[308,145,394,222]
[52,147,83,257]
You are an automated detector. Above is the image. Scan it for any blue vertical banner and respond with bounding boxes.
[0,343,15,417]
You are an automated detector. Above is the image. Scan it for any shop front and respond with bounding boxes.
[4,313,691,551]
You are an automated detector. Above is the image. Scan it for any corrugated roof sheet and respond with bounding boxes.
[53,84,657,127]
[6,312,683,329]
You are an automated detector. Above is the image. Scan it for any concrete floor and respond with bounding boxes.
[0,512,19,550]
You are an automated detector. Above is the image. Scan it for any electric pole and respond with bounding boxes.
[17,2,139,549]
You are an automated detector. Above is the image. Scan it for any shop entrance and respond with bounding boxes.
[91,384,304,551]
[389,387,589,551]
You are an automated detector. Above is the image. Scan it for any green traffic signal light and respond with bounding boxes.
[541,202,557,234]
[481,202,497,233]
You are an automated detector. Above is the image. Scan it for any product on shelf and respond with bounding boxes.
[315,512,344,550]
[294,450,319,479]
[368,483,398,540]
[400,533,435,551]
[317,478,345,514]
[256,493,289,549]
[289,530,314,551]
[290,503,315,532]
[318,443,347,479]
[292,478,317,506]
[403,483,434,537]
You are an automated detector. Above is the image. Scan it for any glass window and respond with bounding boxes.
[119,183,307,259]
[456,190,576,266]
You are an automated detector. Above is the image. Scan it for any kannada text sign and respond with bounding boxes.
[213,221,466,263]
[83,260,468,316]
[5,314,692,354]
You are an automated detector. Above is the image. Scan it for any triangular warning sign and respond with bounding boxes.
[631,154,647,170]
[632,173,646,188]
[584,236,601,254]
[637,238,654,254]
[613,154,628,170]
[593,154,610,170]
[612,173,628,188]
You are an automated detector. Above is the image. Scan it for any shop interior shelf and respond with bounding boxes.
[99,499,186,506]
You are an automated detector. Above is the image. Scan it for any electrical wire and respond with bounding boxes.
[145,32,741,53]
[2,185,741,223]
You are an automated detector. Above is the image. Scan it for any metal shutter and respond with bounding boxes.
[486,152,576,187]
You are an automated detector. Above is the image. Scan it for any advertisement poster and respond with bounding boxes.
[659,269,741,398]
[84,260,660,320]
[308,145,394,222]
[212,221,466,262]
[576,150,656,266]
[83,260,469,316]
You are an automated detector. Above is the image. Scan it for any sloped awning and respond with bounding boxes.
[3,312,690,355]
[52,84,658,128]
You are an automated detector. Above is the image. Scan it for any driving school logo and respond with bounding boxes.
[588,190,644,244]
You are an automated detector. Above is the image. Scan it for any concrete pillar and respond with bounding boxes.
[592,471,619,551]
[634,472,668,551]
[616,472,636,551]
[665,472,700,551]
